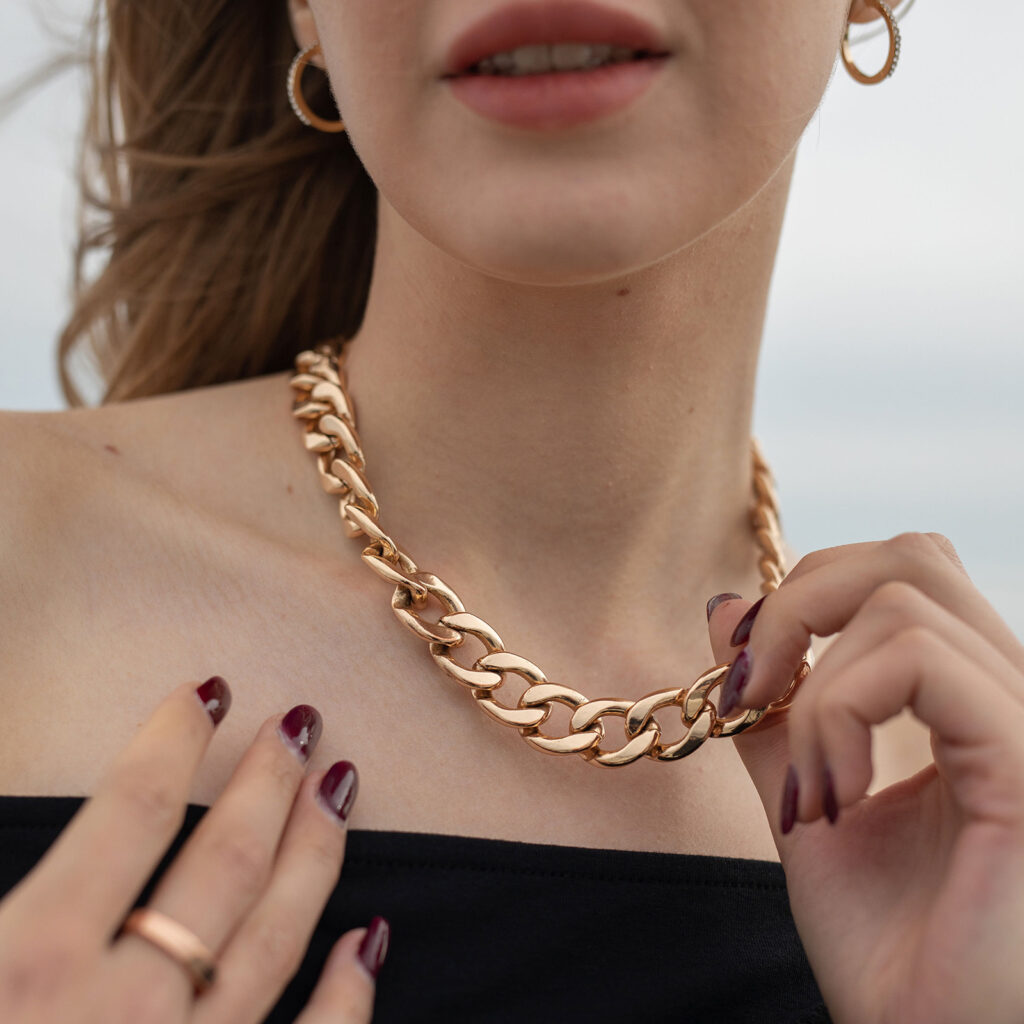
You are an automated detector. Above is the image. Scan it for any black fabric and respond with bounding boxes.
[0,795,831,1023]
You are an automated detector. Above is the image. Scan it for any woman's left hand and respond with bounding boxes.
[706,531,1024,1024]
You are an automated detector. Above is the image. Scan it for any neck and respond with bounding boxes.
[341,156,796,692]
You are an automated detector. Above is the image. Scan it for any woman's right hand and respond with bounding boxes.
[0,676,387,1023]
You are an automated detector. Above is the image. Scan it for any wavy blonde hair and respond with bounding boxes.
[58,0,376,405]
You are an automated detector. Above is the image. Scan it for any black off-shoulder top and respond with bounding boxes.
[0,795,831,1023]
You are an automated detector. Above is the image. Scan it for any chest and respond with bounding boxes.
[1,525,795,862]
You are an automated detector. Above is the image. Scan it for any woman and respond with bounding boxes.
[1,0,1022,1021]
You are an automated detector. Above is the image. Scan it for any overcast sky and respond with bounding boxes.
[1,0,1022,637]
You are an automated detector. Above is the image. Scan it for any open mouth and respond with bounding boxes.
[441,2,673,129]
[441,1,673,78]
[448,42,671,78]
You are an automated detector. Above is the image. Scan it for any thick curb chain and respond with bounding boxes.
[290,343,812,767]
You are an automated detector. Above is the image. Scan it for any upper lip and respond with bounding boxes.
[441,1,671,77]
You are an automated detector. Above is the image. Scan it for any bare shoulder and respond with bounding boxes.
[0,409,44,543]
[1,370,310,557]
[0,407,94,603]
[0,366,353,608]
[0,406,70,518]
[0,405,121,791]
[0,372,326,626]
[0,402,152,677]
[0,398,164,564]
[0,375,376,800]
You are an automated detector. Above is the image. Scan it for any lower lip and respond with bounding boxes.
[445,57,669,130]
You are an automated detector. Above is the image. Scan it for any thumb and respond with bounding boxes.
[706,592,794,841]
[706,592,752,669]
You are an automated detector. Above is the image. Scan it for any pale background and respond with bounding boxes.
[1,1,1022,636]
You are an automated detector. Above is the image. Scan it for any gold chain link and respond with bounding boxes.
[290,342,812,767]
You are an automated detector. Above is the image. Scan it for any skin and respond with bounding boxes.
[0,683,381,1022]
[7,2,1019,1022]
[707,539,1024,1023]
[281,0,894,685]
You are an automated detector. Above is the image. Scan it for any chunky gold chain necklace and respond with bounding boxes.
[290,343,811,767]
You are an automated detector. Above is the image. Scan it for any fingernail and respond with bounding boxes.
[196,676,231,726]
[729,595,766,647]
[823,765,839,825]
[781,763,799,835]
[706,592,742,622]
[357,915,390,979]
[717,648,751,717]
[278,704,323,763]
[317,760,359,825]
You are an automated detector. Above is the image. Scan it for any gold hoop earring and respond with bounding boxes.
[287,43,346,133]
[842,0,901,85]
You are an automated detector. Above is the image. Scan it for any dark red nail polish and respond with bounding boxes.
[718,648,751,717]
[730,595,765,647]
[357,915,390,979]
[823,765,839,825]
[279,704,322,763]
[706,592,742,622]
[781,763,799,835]
[196,676,231,726]
[317,761,358,824]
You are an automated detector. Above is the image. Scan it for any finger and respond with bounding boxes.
[775,582,1024,831]
[5,677,230,938]
[787,626,1024,831]
[706,593,795,815]
[192,762,359,1024]
[293,917,389,1024]
[726,533,1024,717]
[777,532,970,588]
[793,581,1024,717]
[780,533,1017,663]
[707,591,803,728]
[109,705,322,1004]
[707,593,754,670]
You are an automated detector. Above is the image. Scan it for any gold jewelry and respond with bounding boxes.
[290,343,812,767]
[287,43,346,133]
[118,908,217,995]
[842,0,902,85]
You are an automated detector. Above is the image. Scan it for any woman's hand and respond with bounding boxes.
[706,532,1024,1024]
[0,677,387,1023]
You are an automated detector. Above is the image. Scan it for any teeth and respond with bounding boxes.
[473,42,642,75]
[551,42,595,70]
[492,50,516,73]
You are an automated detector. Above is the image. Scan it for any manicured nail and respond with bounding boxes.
[706,592,742,622]
[823,765,839,825]
[278,704,322,763]
[717,648,751,717]
[781,763,799,835]
[196,676,231,726]
[357,915,390,979]
[317,760,358,825]
[730,595,766,647]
